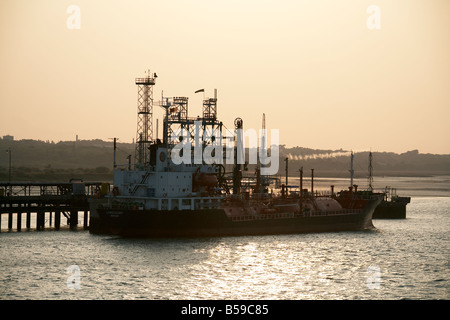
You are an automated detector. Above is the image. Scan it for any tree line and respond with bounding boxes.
[0,139,449,182]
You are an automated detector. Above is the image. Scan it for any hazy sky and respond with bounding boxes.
[1,0,449,154]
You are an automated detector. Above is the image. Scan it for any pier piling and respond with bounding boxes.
[8,212,13,230]
[17,211,22,231]
[36,211,45,231]
[26,210,31,229]
[55,209,61,230]
[70,210,78,230]
[83,210,88,230]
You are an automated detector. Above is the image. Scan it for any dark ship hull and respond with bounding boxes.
[334,186,411,220]
[372,196,411,219]
[89,197,381,238]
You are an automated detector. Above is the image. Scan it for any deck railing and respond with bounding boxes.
[230,209,361,222]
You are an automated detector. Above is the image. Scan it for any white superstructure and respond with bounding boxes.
[112,145,221,211]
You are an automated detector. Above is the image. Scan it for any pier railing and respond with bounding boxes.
[0,181,105,232]
[0,181,104,197]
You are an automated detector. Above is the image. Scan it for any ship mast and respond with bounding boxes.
[349,151,354,187]
[368,151,374,191]
[233,117,243,195]
[258,113,266,193]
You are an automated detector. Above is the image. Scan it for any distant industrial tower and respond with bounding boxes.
[135,71,157,167]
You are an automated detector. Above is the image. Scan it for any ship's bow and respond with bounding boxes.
[362,196,383,229]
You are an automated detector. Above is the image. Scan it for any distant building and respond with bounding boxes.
[2,135,14,141]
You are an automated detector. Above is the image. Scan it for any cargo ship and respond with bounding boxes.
[335,152,411,219]
[373,187,411,219]
[89,72,381,237]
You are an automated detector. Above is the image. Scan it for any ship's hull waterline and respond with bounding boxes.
[89,197,381,238]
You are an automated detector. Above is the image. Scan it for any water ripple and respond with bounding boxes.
[0,196,449,300]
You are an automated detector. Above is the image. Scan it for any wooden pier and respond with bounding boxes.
[0,181,107,232]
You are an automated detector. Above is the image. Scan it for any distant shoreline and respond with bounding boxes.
[1,139,449,180]
[294,170,450,178]
[0,170,448,184]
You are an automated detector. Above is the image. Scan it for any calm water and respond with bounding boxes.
[0,177,449,300]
